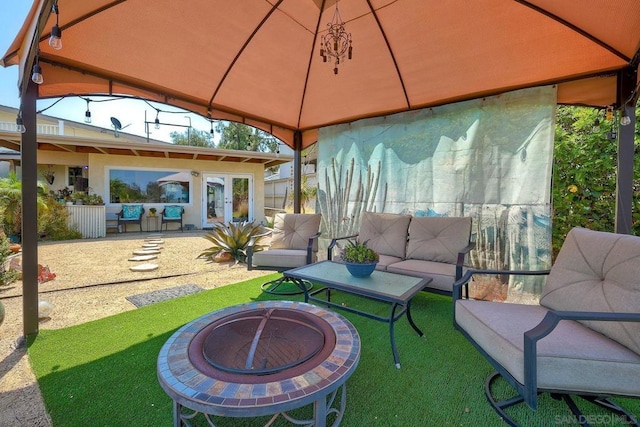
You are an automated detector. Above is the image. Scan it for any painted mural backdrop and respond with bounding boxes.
[317,86,556,298]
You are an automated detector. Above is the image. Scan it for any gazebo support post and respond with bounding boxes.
[293,130,302,213]
[21,79,39,337]
[615,65,638,235]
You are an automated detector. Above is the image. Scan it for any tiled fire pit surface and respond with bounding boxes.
[157,300,360,423]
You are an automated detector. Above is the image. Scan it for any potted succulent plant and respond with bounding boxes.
[342,239,379,277]
[149,207,157,217]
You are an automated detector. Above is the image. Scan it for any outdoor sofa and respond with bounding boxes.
[328,211,474,296]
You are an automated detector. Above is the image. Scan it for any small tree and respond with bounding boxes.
[170,128,214,147]
[216,122,280,153]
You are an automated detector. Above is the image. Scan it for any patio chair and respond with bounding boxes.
[453,227,640,426]
[246,213,321,295]
[116,204,144,233]
[161,205,184,232]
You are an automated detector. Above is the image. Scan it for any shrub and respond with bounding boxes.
[0,229,19,287]
[198,221,269,263]
[552,106,640,258]
[38,195,83,241]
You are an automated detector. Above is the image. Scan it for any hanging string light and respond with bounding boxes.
[31,50,43,85]
[49,1,62,50]
[319,0,353,75]
[154,109,161,129]
[620,103,632,126]
[84,99,92,123]
[15,111,27,133]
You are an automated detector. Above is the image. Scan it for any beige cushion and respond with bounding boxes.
[387,259,462,292]
[540,227,640,355]
[375,254,403,271]
[270,213,321,251]
[252,249,316,269]
[358,212,411,258]
[456,300,640,396]
[406,217,472,264]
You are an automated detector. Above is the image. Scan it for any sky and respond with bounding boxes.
[0,2,214,143]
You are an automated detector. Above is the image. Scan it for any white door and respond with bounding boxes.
[202,174,253,228]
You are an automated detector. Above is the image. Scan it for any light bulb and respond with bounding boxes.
[592,118,600,133]
[16,116,26,133]
[84,110,92,123]
[620,109,632,126]
[31,63,43,84]
[154,118,160,129]
[49,25,62,50]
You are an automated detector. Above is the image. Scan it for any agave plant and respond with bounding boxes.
[199,221,269,263]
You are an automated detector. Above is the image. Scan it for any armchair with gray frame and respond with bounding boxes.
[247,213,322,295]
[453,227,640,426]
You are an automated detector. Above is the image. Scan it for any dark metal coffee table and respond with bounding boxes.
[285,260,431,369]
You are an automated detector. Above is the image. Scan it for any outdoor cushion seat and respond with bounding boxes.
[387,259,460,293]
[161,205,184,232]
[453,227,640,425]
[375,254,404,271]
[250,249,310,270]
[116,204,144,233]
[247,213,321,295]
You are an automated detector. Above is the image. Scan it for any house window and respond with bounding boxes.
[68,166,84,187]
[108,168,191,204]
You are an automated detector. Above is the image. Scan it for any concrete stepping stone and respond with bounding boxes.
[145,239,164,244]
[133,249,161,255]
[128,254,158,262]
[142,243,161,248]
[129,263,158,272]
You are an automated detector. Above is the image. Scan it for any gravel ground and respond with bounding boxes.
[0,230,271,427]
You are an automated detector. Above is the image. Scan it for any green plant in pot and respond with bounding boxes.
[343,240,379,277]
[149,207,157,217]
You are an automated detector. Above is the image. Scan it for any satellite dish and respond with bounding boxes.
[110,117,131,138]
[110,116,122,130]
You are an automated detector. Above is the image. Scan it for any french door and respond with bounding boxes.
[202,173,253,228]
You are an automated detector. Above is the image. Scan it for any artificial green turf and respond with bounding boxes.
[28,275,639,426]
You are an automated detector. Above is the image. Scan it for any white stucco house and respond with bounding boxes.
[0,105,292,235]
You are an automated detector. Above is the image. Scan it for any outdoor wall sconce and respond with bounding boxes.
[191,171,200,177]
